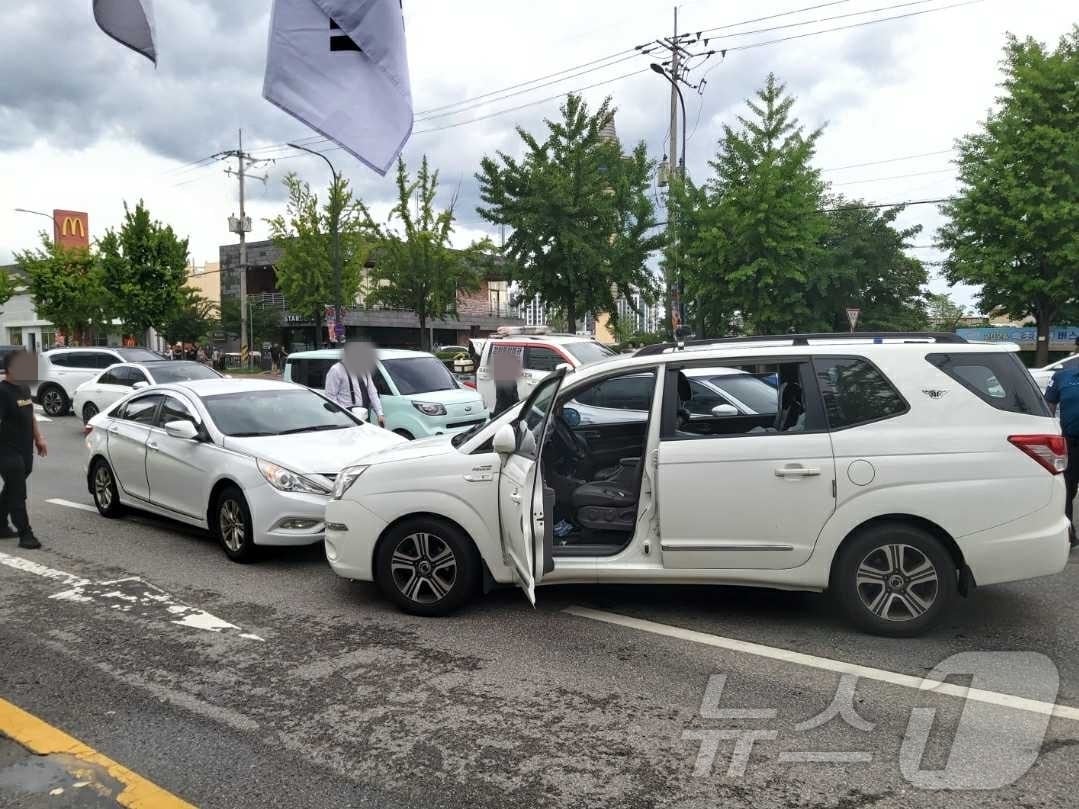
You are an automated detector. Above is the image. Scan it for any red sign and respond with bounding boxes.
[53,209,89,250]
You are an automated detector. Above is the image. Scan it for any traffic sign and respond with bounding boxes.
[846,307,861,332]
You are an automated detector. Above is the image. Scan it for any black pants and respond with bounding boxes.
[0,453,32,535]
[1065,437,1079,536]
[494,382,519,417]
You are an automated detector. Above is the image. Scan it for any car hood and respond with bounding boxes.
[222,424,406,474]
[361,433,459,466]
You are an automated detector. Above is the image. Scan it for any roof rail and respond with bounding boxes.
[634,331,967,357]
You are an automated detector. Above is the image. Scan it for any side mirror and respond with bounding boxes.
[493,423,517,455]
[163,420,199,440]
[350,406,369,422]
[711,403,738,417]
[133,381,149,390]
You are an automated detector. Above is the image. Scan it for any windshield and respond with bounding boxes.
[564,341,615,365]
[149,362,221,383]
[382,356,458,394]
[117,348,166,362]
[202,389,358,437]
[705,374,779,414]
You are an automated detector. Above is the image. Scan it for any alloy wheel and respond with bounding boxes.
[42,389,65,416]
[855,543,940,622]
[390,532,458,604]
[83,402,99,422]
[94,465,113,510]
[219,499,245,553]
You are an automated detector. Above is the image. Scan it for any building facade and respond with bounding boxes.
[185,261,221,304]
[218,240,522,351]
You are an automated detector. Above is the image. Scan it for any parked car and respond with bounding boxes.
[83,378,404,561]
[284,348,488,440]
[73,361,224,423]
[1030,353,1079,393]
[474,327,615,411]
[324,334,1070,636]
[34,347,165,416]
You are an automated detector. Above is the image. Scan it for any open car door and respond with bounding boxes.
[497,367,566,604]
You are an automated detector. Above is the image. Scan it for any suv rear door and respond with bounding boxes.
[656,357,837,570]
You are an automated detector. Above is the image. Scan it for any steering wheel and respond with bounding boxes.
[553,414,589,463]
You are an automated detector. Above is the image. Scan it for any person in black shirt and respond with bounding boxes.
[0,350,47,549]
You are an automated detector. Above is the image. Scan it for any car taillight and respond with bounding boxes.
[462,380,476,389]
[82,424,93,437]
[1008,434,1067,474]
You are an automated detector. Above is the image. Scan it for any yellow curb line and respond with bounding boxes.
[0,695,196,808]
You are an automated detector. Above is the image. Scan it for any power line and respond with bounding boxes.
[830,167,955,186]
[821,148,953,172]
[819,196,956,212]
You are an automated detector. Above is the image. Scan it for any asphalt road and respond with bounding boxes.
[1,414,1077,808]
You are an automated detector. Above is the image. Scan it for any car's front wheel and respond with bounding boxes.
[40,385,69,417]
[215,486,257,563]
[90,459,125,518]
[82,401,99,423]
[833,523,956,637]
[375,518,480,616]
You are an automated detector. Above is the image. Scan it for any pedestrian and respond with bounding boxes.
[1045,366,1079,548]
[492,347,522,416]
[0,350,46,549]
[324,340,385,427]
[271,344,281,374]
[197,345,207,364]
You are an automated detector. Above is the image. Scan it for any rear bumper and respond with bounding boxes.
[324,498,386,581]
[957,492,1071,586]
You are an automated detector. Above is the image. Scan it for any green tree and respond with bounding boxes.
[937,28,1079,365]
[98,200,190,340]
[688,74,829,334]
[365,157,490,351]
[0,270,13,308]
[14,238,112,344]
[219,298,282,348]
[266,173,367,341]
[161,287,218,345]
[476,93,663,333]
[925,292,968,331]
[813,200,929,331]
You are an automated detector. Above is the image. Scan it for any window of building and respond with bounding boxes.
[7,328,22,347]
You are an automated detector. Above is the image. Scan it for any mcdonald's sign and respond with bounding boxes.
[53,209,89,249]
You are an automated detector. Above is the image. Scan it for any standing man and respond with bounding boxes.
[0,351,46,549]
[1045,366,1079,548]
[324,340,385,427]
[492,347,522,416]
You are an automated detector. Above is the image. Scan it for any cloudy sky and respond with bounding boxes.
[1,0,1074,309]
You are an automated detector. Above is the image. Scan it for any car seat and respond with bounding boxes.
[774,381,805,431]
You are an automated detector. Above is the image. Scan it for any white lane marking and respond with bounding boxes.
[0,553,263,641]
[47,498,98,514]
[33,406,52,423]
[564,606,1079,723]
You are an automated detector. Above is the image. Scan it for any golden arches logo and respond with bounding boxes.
[61,217,86,237]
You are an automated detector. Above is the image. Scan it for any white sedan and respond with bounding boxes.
[1029,354,1079,393]
[84,378,405,561]
[73,361,223,423]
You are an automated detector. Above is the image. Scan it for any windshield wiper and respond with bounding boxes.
[228,431,276,437]
[276,424,348,435]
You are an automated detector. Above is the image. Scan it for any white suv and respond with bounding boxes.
[474,327,615,412]
[34,347,165,416]
[325,334,1070,636]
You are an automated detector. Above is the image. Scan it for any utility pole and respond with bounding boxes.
[667,6,681,335]
[224,129,268,367]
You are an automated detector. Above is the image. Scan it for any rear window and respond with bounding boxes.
[927,352,1050,416]
[117,348,164,363]
[564,341,615,365]
[149,362,221,383]
[814,357,908,429]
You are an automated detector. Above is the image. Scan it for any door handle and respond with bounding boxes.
[509,488,522,503]
[147,441,159,452]
[775,465,821,478]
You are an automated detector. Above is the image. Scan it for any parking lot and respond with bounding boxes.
[1,412,1077,808]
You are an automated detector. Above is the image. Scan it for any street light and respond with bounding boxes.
[287,142,344,344]
[13,207,52,221]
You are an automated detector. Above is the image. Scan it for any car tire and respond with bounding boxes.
[82,402,99,423]
[214,486,257,563]
[393,428,415,441]
[40,385,69,417]
[833,523,956,637]
[90,459,125,518]
[375,518,480,616]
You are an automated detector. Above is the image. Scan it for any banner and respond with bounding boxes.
[263,0,413,175]
[92,0,157,64]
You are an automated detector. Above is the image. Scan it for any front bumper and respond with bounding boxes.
[324,498,388,580]
[247,485,331,547]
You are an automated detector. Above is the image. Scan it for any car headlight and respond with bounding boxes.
[256,459,330,495]
[332,464,369,500]
[412,401,447,416]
